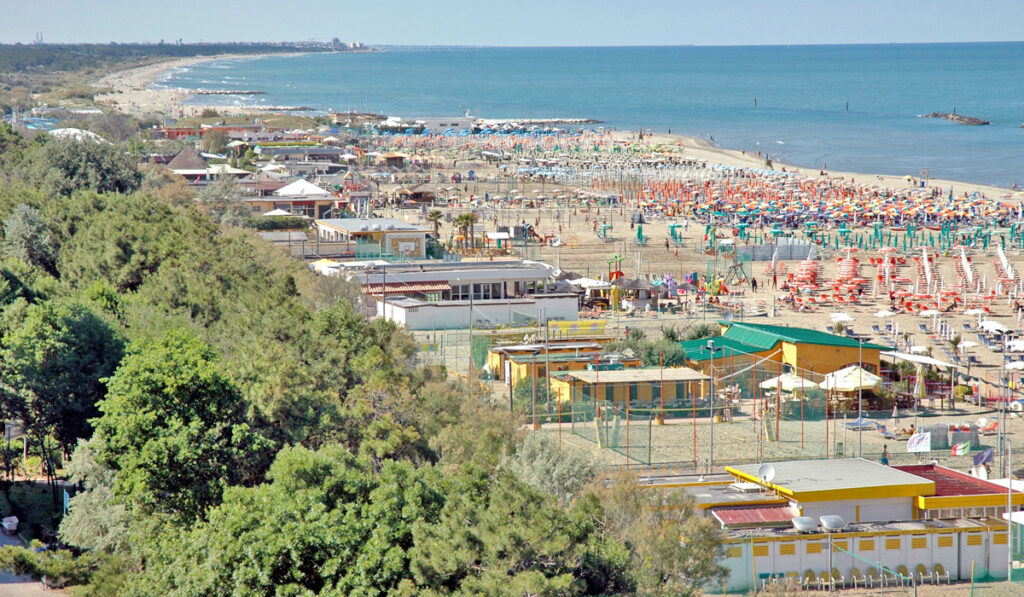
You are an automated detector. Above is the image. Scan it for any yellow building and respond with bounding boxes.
[550,367,709,403]
[669,458,1024,591]
[678,321,885,377]
[486,340,616,383]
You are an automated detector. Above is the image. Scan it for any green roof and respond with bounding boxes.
[678,321,887,362]
[678,336,765,362]
[721,321,887,351]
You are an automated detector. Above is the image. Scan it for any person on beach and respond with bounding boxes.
[751,278,758,293]
[880,445,890,466]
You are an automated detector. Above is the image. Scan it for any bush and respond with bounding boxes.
[247,216,309,231]
[953,385,973,401]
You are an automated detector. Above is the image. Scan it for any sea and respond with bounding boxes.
[157,43,1024,188]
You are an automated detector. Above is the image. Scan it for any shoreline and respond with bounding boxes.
[94,54,1016,197]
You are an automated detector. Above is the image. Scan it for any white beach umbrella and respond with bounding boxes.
[1007,339,1024,352]
[1007,361,1024,371]
[964,308,986,315]
[831,313,854,323]
[874,309,897,318]
[909,345,929,354]
[759,373,820,392]
[959,340,978,350]
[820,365,882,392]
[980,320,1011,334]
[919,309,942,317]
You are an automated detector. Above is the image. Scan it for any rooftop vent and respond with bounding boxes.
[819,515,847,532]
[792,516,818,533]
[728,482,762,494]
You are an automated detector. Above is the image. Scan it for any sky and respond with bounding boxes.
[3,0,1023,46]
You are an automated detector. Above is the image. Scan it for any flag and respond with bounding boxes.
[973,447,995,466]
[951,442,970,456]
[907,432,931,453]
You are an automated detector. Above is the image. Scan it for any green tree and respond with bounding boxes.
[92,329,272,520]
[0,300,123,457]
[201,128,229,154]
[196,175,249,226]
[124,445,628,596]
[589,472,727,596]
[3,203,58,274]
[426,209,443,237]
[503,433,595,505]
[24,137,141,197]
[57,439,131,553]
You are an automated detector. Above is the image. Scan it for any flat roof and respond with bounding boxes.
[491,342,602,354]
[713,505,795,528]
[315,218,428,233]
[728,458,935,502]
[724,516,1002,541]
[564,367,709,385]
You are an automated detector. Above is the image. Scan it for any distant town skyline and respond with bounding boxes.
[3,0,1023,47]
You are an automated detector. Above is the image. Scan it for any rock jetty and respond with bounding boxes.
[922,112,989,125]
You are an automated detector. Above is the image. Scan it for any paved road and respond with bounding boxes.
[0,531,55,596]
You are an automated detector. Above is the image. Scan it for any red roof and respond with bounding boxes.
[712,505,794,527]
[364,281,450,295]
[894,464,1017,497]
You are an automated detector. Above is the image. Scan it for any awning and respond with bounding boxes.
[712,505,794,527]
[881,351,960,369]
[364,281,450,295]
[487,232,511,240]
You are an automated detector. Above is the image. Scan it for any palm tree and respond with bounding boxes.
[426,210,444,238]
[948,334,963,364]
[454,214,473,249]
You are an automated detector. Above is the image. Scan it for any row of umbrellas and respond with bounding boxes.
[759,365,882,393]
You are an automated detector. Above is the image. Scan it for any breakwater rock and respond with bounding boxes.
[922,112,989,125]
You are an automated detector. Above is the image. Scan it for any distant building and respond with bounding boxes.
[677,458,1023,591]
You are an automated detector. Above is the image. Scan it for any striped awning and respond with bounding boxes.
[363,281,450,295]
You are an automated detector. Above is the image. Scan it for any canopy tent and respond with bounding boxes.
[262,208,296,216]
[275,179,331,196]
[570,277,612,290]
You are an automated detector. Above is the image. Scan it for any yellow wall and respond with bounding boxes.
[792,343,880,374]
[552,377,700,404]
[509,357,641,386]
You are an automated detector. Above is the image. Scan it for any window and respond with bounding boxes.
[860,539,875,552]
[911,536,927,549]
[806,542,822,555]
[726,546,742,558]
[937,535,953,548]
[966,534,982,546]
[752,545,769,558]
[779,543,796,556]
[885,538,901,550]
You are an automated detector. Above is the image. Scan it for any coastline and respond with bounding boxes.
[96,55,1016,197]
[93,52,306,118]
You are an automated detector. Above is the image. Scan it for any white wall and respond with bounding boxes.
[379,295,579,330]
[795,497,914,524]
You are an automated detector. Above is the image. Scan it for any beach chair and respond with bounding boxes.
[876,425,899,440]
[865,567,882,587]
[933,563,950,584]
[980,420,998,435]
[829,568,844,589]
[881,567,898,586]
[915,564,931,584]
[919,324,930,333]
[801,569,817,591]
[896,565,911,585]
[849,567,866,588]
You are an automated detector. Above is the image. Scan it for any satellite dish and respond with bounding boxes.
[758,463,776,483]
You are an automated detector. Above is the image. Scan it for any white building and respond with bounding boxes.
[338,260,580,330]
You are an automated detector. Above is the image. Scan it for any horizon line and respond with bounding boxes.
[3,40,1023,49]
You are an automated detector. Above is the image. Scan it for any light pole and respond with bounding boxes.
[702,339,722,471]
[858,338,864,458]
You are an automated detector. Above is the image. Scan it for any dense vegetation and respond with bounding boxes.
[0,126,725,595]
[0,43,331,74]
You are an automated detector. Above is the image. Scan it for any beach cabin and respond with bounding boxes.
[679,321,886,377]
[313,218,429,259]
[550,367,709,404]
[678,458,1023,592]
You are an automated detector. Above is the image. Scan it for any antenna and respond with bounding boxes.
[757,463,776,496]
